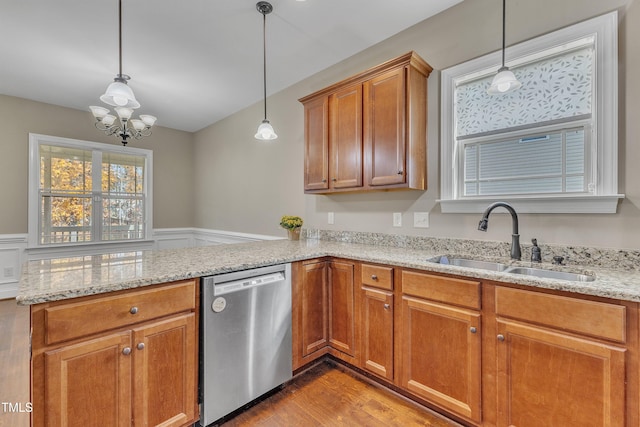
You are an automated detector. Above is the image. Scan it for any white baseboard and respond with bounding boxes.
[1,228,281,299]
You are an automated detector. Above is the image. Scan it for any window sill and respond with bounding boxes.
[438,195,625,214]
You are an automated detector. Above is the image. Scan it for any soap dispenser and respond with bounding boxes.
[531,238,542,263]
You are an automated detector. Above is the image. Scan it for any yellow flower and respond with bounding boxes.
[280,215,303,230]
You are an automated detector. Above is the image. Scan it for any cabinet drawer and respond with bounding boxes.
[401,271,480,310]
[495,286,626,343]
[44,280,196,345]
[362,264,393,290]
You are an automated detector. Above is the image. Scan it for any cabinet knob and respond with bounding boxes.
[130,306,138,315]
[331,178,337,182]
[383,304,390,310]
[397,170,403,175]
[470,327,477,334]
[371,274,378,281]
[122,347,132,356]
[137,342,145,351]
[497,334,505,342]
[322,179,327,183]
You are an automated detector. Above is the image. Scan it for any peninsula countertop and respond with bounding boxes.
[17,238,640,305]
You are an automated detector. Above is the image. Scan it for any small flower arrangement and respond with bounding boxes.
[280,215,303,230]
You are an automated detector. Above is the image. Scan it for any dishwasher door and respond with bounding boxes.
[200,264,292,426]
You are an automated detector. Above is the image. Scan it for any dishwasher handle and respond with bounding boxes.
[214,272,285,296]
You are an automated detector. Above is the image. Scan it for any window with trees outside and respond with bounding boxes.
[28,134,153,248]
[439,11,623,214]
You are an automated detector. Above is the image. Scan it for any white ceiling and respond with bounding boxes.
[0,0,462,132]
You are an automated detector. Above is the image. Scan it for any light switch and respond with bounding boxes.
[414,212,429,228]
[328,212,334,225]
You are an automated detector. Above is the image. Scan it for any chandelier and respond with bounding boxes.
[89,0,156,145]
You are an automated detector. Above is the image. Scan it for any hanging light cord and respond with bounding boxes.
[500,0,506,68]
[262,10,267,121]
[118,0,123,79]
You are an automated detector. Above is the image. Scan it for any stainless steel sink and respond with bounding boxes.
[429,256,510,272]
[429,256,596,282]
[505,266,595,282]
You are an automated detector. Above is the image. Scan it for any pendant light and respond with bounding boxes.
[487,0,521,95]
[255,1,278,140]
[90,0,156,145]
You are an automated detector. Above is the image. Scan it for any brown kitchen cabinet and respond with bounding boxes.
[300,51,432,194]
[31,279,199,427]
[360,264,394,381]
[398,270,482,424]
[491,286,629,427]
[293,259,330,370]
[292,259,358,370]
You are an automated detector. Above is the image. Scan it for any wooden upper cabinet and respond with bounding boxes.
[300,51,432,194]
[364,67,406,187]
[303,96,329,191]
[329,84,363,189]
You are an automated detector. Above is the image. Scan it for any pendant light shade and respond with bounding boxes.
[255,1,277,140]
[100,76,140,108]
[488,0,521,95]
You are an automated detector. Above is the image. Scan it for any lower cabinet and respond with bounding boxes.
[492,285,629,427]
[399,270,482,424]
[31,280,199,427]
[292,260,638,427]
[360,264,394,381]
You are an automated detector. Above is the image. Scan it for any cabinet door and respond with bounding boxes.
[329,84,363,189]
[44,331,132,427]
[301,261,329,357]
[304,96,329,191]
[361,286,393,381]
[328,260,356,356]
[133,313,197,427]
[496,319,626,427]
[400,296,482,424]
[364,67,406,187]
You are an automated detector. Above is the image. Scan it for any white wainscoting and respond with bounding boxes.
[0,228,281,300]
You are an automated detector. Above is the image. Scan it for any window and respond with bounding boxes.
[29,134,153,248]
[440,11,623,213]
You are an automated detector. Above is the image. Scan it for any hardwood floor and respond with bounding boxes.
[0,298,459,427]
[0,299,30,427]
[220,361,460,427]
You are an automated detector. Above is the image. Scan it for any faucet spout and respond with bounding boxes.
[478,202,521,260]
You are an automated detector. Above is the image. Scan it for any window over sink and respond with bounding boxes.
[28,134,153,249]
[439,11,623,213]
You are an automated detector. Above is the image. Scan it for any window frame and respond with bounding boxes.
[28,133,154,250]
[439,11,623,213]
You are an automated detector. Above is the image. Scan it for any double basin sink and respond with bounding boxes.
[429,256,595,282]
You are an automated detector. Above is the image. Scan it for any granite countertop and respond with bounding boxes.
[17,238,640,305]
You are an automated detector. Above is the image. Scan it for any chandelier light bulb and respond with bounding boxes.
[255,120,278,140]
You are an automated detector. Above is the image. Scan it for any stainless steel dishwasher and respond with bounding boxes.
[200,263,292,426]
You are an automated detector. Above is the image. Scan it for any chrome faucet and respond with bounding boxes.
[478,202,521,260]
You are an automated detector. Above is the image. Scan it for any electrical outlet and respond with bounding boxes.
[328,212,334,225]
[3,267,14,278]
[393,212,402,227]
[413,212,430,228]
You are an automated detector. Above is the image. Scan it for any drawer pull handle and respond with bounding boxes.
[130,306,139,315]
[122,347,132,356]
[137,343,145,351]
[371,275,378,281]
[383,304,390,310]
[470,327,477,334]
[497,334,505,342]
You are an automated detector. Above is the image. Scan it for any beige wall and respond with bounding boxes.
[193,0,640,249]
[0,94,195,234]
